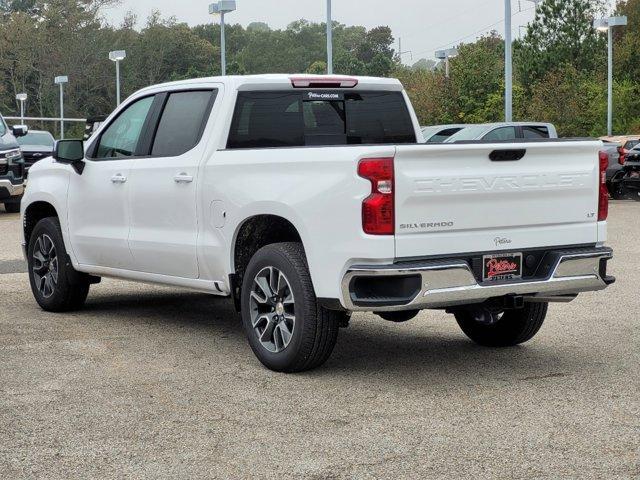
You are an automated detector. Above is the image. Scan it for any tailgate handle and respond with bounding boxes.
[489,149,526,161]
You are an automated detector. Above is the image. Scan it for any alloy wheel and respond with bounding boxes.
[32,234,58,298]
[249,266,296,353]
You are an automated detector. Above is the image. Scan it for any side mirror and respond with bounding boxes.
[54,140,85,174]
[12,125,28,137]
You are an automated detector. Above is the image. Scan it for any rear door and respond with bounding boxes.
[394,141,601,258]
[127,88,218,278]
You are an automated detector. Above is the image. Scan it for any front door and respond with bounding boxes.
[127,89,218,279]
[67,95,155,269]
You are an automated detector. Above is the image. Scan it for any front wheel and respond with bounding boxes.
[27,217,90,312]
[455,302,548,347]
[241,242,342,372]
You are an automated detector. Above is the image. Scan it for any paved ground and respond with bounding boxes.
[0,202,638,479]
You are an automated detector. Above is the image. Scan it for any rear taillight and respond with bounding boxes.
[290,76,359,88]
[599,151,609,221]
[618,146,626,165]
[358,158,395,235]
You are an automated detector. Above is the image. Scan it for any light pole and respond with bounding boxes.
[54,76,68,139]
[326,0,333,74]
[109,50,126,106]
[435,48,458,78]
[16,93,27,125]
[504,0,513,122]
[209,1,237,76]
[594,16,628,137]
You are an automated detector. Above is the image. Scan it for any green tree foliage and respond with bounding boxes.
[1,0,638,138]
[515,0,607,87]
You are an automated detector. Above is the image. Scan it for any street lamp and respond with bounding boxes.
[209,1,237,76]
[16,93,27,125]
[594,16,628,136]
[54,76,68,139]
[326,0,333,74]
[109,50,126,106]
[435,48,458,78]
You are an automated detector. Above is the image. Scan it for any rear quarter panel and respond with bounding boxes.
[200,145,397,300]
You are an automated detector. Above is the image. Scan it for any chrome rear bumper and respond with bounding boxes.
[341,247,613,312]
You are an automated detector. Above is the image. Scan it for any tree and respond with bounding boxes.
[515,0,607,88]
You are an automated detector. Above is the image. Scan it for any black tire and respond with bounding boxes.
[3,202,20,213]
[27,217,90,312]
[455,303,548,347]
[241,242,341,372]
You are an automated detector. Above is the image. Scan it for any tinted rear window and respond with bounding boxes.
[152,90,217,156]
[227,91,416,149]
[523,126,550,139]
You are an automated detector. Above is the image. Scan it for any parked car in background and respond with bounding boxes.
[0,112,27,213]
[444,122,558,143]
[600,135,640,165]
[600,139,625,199]
[17,130,55,175]
[21,74,613,372]
[609,143,640,201]
[421,124,466,143]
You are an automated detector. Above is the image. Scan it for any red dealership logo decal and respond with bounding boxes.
[486,258,519,278]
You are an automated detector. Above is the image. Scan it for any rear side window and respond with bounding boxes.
[483,127,517,141]
[227,91,416,149]
[152,90,217,156]
[523,126,550,139]
[427,128,463,143]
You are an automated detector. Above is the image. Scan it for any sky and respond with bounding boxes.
[103,0,617,66]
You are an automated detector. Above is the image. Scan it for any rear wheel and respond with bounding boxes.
[454,302,548,347]
[3,202,20,213]
[241,242,342,372]
[27,217,90,312]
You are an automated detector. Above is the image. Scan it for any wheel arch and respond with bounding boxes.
[229,214,306,310]
[23,200,60,248]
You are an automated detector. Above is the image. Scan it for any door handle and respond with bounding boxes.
[174,173,194,184]
[111,174,127,184]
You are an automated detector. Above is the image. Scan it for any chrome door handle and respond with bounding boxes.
[174,173,194,184]
[111,174,127,184]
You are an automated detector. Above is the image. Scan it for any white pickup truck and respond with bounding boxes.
[21,74,614,372]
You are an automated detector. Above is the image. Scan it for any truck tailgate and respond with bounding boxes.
[394,141,601,258]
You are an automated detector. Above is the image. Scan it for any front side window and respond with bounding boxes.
[0,117,6,136]
[483,127,517,142]
[151,90,217,157]
[227,90,416,149]
[95,96,154,159]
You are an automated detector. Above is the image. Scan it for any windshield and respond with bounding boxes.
[444,125,489,143]
[17,132,54,147]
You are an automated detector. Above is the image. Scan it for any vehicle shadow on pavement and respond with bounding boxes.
[78,289,582,381]
[81,290,243,332]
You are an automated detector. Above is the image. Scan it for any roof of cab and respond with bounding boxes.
[136,74,404,95]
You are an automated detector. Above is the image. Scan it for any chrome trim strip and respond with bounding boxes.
[341,249,613,312]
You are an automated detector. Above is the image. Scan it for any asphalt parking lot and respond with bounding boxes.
[0,202,638,479]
